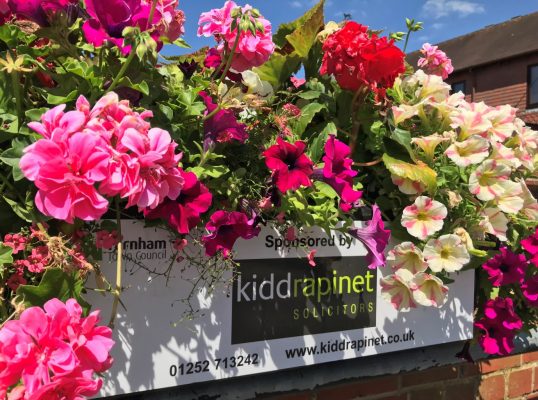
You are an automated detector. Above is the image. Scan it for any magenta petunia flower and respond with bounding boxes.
[348,204,391,269]
[144,169,212,234]
[82,0,183,54]
[199,91,248,146]
[482,247,527,287]
[263,137,313,193]
[322,135,362,212]
[474,297,522,356]
[522,275,538,307]
[202,210,260,257]
[204,48,222,68]
[522,228,538,266]
[7,0,77,26]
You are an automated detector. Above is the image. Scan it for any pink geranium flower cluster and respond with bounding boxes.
[197,0,275,72]
[417,43,454,80]
[20,92,184,223]
[475,297,522,356]
[0,298,114,399]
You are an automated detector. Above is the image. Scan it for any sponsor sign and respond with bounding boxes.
[89,220,475,396]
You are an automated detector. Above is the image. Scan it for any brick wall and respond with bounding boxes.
[262,350,538,400]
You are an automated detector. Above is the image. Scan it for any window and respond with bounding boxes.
[529,64,538,108]
[451,81,466,95]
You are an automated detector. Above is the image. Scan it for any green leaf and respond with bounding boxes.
[298,91,322,100]
[25,108,49,121]
[0,245,13,265]
[390,128,414,158]
[308,121,334,163]
[314,181,338,198]
[0,137,29,181]
[294,102,326,136]
[254,53,302,89]
[3,195,33,222]
[382,153,437,194]
[47,89,79,105]
[17,268,90,312]
[189,165,229,179]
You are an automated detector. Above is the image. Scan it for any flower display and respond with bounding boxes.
[320,21,405,93]
[263,138,314,193]
[401,196,447,241]
[197,1,275,72]
[0,2,535,393]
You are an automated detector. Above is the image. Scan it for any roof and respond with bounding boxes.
[407,12,538,72]
[519,109,538,127]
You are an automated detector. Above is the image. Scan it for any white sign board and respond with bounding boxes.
[90,220,474,396]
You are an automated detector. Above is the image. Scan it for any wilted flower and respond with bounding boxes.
[479,207,509,242]
[380,269,417,311]
[401,196,447,241]
[412,272,449,307]
[263,138,313,193]
[423,234,470,273]
[386,242,427,274]
[348,205,391,270]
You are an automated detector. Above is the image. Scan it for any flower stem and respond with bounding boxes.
[217,22,241,88]
[147,0,158,30]
[107,50,136,93]
[108,197,123,329]
[202,104,222,122]
[11,70,22,131]
[403,28,412,53]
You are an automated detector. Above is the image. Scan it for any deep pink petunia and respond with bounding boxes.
[199,91,248,146]
[482,247,528,287]
[202,210,260,257]
[348,204,391,269]
[7,0,77,26]
[204,48,222,68]
[522,228,538,266]
[522,275,538,307]
[144,169,212,234]
[322,135,362,211]
[474,297,522,356]
[263,137,313,193]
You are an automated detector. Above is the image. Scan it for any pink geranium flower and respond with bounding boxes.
[522,275,538,307]
[95,230,121,249]
[348,205,391,269]
[197,1,275,72]
[3,233,27,254]
[263,138,313,193]
[475,297,522,356]
[144,169,213,234]
[322,135,362,211]
[7,0,77,26]
[202,210,260,257]
[199,91,248,145]
[20,132,110,223]
[290,76,306,88]
[417,43,454,79]
[482,247,527,287]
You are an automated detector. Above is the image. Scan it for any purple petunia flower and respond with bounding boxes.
[348,204,391,269]
[522,275,538,307]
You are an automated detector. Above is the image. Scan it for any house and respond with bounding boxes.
[406,12,538,129]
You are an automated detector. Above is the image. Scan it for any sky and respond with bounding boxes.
[164,0,538,57]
